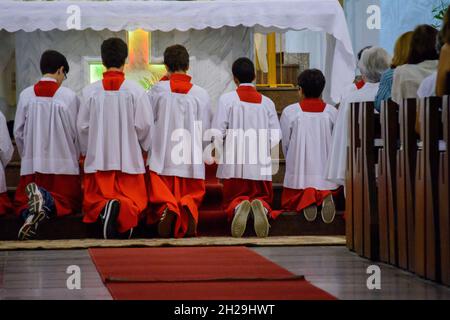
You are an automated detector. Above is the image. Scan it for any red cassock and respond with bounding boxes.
[0,192,13,216]
[14,80,82,217]
[146,75,206,238]
[81,71,148,233]
[222,179,273,221]
[147,170,205,238]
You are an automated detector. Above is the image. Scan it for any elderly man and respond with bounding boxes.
[325,47,391,186]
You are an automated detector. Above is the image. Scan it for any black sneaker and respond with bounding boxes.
[158,208,176,238]
[18,210,47,240]
[100,200,120,239]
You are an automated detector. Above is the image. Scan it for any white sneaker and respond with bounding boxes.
[251,199,270,238]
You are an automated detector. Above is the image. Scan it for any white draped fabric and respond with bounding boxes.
[211,85,281,182]
[280,103,339,190]
[148,81,211,180]
[78,79,154,174]
[0,112,13,193]
[14,78,80,176]
[325,82,380,186]
[0,0,355,103]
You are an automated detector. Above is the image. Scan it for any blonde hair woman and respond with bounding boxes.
[374,31,413,111]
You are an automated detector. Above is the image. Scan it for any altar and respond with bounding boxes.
[0,0,355,120]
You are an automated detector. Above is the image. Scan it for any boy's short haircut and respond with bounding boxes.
[164,45,190,73]
[101,38,128,69]
[40,50,70,75]
[232,57,255,84]
[297,69,326,98]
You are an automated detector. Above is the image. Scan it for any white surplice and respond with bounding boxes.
[14,78,80,176]
[211,85,281,182]
[0,111,13,193]
[147,80,211,179]
[78,79,154,174]
[280,103,339,190]
[325,82,380,186]
[417,72,437,98]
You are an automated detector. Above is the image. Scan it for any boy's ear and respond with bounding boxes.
[58,66,64,75]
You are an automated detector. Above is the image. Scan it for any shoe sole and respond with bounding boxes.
[103,200,120,239]
[251,200,270,238]
[231,201,251,238]
[303,205,318,222]
[25,183,44,215]
[321,195,336,224]
[158,210,176,238]
[18,210,46,240]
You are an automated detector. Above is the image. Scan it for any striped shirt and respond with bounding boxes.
[374,68,394,112]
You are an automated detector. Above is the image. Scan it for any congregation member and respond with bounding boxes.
[78,38,153,239]
[0,111,13,216]
[211,58,281,238]
[437,6,450,97]
[375,31,413,111]
[14,50,81,240]
[277,69,338,223]
[326,47,391,185]
[392,25,439,104]
[146,45,211,239]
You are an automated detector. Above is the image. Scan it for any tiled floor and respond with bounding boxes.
[0,246,449,300]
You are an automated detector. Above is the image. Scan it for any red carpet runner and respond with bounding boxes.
[89,247,336,300]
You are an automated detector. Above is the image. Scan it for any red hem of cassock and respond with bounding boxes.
[0,192,13,216]
[146,170,206,238]
[222,179,273,221]
[82,171,147,233]
[271,187,341,220]
[14,174,81,217]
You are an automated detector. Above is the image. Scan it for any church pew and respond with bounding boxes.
[345,102,356,251]
[414,97,441,281]
[396,98,418,271]
[439,95,450,286]
[347,101,379,260]
[377,100,399,264]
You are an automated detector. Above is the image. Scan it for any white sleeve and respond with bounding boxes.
[211,96,230,139]
[200,93,212,132]
[391,69,402,104]
[68,95,81,158]
[279,109,292,158]
[13,93,27,157]
[76,93,90,157]
[268,101,281,149]
[135,92,154,152]
[0,113,13,168]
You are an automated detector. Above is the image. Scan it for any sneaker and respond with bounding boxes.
[303,205,318,222]
[321,194,336,224]
[25,183,44,216]
[251,199,270,238]
[18,210,46,240]
[158,208,176,238]
[185,207,197,238]
[100,200,120,239]
[231,200,251,238]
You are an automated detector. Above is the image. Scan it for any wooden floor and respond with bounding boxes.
[0,246,449,300]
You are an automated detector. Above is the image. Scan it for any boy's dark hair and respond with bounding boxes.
[297,69,326,98]
[408,24,439,64]
[101,38,128,69]
[164,45,190,73]
[232,57,255,84]
[40,50,70,75]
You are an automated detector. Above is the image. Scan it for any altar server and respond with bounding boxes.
[146,44,211,239]
[212,57,281,238]
[278,69,338,223]
[326,47,391,186]
[0,112,13,216]
[78,38,153,239]
[14,50,81,240]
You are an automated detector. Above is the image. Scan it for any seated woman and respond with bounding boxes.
[437,6,450,97]
[375,31,413,111]
[392,25,439,104]
[326,47,391,186]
